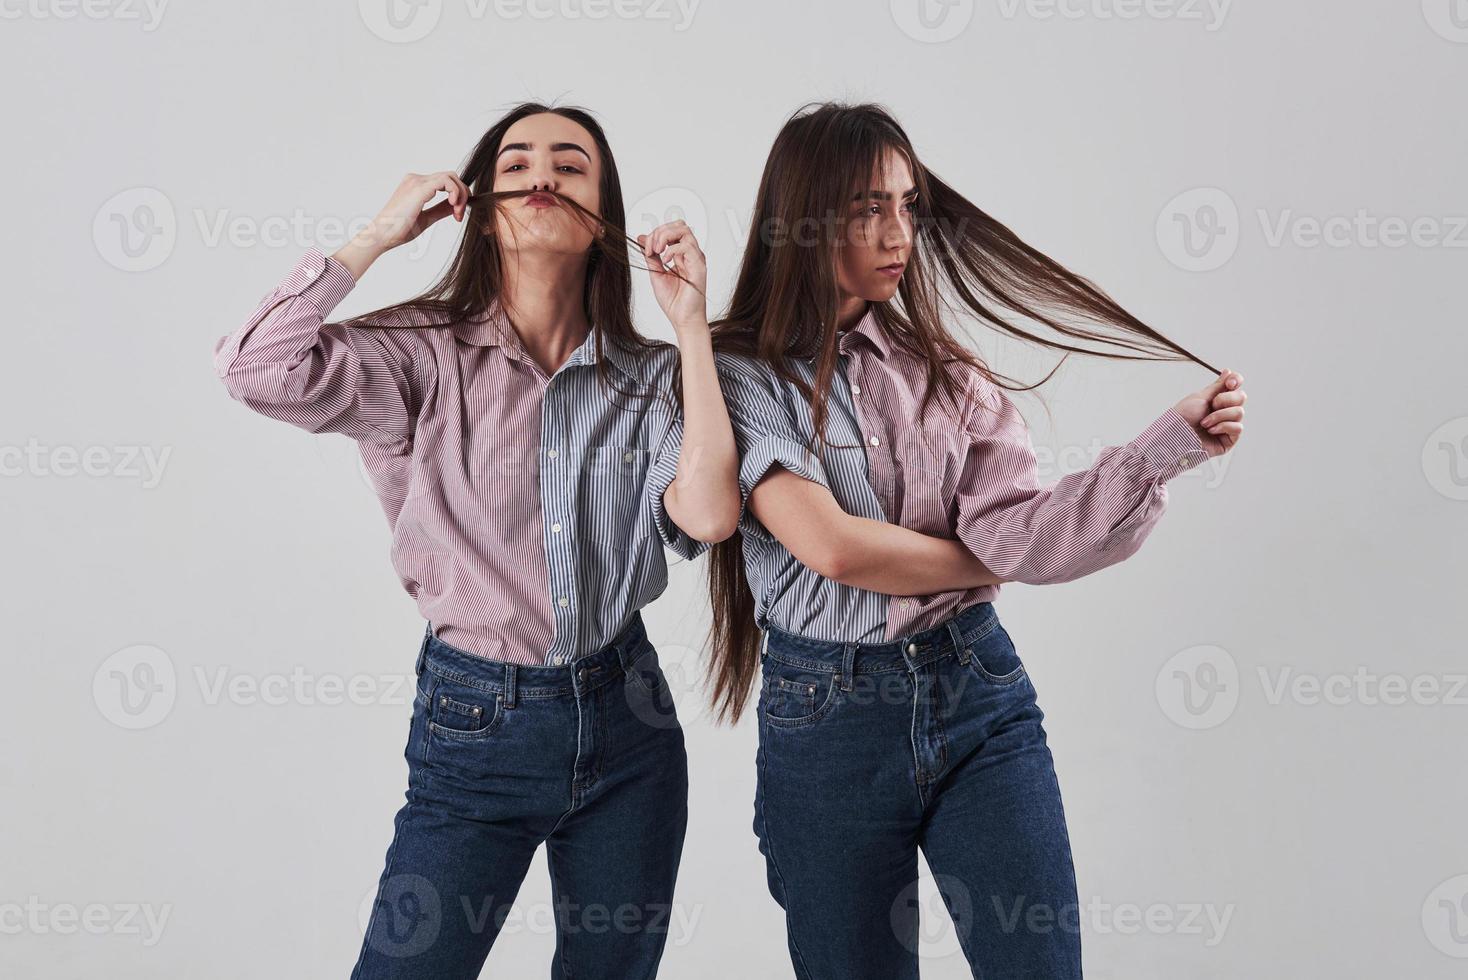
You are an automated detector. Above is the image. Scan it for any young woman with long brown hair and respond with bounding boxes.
[704,103,1248,979]
[213,103,737,979]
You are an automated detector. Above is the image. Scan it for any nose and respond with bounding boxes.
[882,212,913,251]
[529,173,558,194]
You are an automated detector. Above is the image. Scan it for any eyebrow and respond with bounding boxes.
[496,141,592,161]
[855,187,919,202]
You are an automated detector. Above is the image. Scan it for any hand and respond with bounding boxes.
[637,220,708,331]
[1172,369,1247,458]
[355,171,471,255]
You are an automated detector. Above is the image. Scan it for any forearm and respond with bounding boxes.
[751,469,1001,594]
[662,320,741,542]
[825,514,1001,595]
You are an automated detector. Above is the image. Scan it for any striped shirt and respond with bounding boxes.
[214,248,700,666]
[725,307,1211,644]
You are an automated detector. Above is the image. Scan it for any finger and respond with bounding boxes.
[1209,389,1247,411]
[651,220,693,254]
[1200,406,1244,429]
[1208,421,1243,438]
[1198,370,1232,400]
[418,198,455,228]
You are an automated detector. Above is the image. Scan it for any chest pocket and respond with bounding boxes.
[590,444,652,551]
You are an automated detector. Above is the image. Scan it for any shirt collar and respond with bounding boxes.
[453,303,641,382]
[836,306,891,360]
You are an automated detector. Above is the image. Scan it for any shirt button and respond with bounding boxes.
[551,522,562,533]
[547,449,559,459]
[869,436,880,447]
[623,450,635,462]
[851,384,861,395]
[557,596,569,607]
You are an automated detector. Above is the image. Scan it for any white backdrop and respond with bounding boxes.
[2,2,1466,977]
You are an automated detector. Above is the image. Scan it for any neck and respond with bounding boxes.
[500,251,592,374]
[835,294,868,333]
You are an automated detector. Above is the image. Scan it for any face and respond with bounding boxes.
[834,146,916,305]
[490,112,603,256]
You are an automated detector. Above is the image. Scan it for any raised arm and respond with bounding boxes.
[641,221,741,550]
[212,172,472,443]
[952,368,1244,584]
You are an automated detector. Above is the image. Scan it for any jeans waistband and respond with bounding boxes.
[763,602,1000,676]
[415,613,652,701]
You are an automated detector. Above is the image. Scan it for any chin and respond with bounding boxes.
[864,280,901,303]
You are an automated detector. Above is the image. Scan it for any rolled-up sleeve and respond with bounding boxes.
[953,373,1208,584]
[646,411,712,561]
[213,248,419,444]
[716,354,831,542]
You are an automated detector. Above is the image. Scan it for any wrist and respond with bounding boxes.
[670,314,710,336]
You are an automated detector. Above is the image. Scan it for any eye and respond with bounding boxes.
[503,163,527,173]
[555,165,584,174]
[901,199,919,214]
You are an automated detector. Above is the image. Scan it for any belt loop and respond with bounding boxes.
[503,663,518,709]
[415,623,432,676]
[759,630,769,662]
[839,645,855,692]
[947,619,970,665]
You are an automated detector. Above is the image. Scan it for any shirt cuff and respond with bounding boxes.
[733,435,830,541]
[213,248,358,378]
[1128,408,1209,483]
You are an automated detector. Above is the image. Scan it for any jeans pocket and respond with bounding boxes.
[760,660,837,729]
[962,623,1028,687]
[424,674,503,740]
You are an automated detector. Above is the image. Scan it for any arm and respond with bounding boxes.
[951,370,1243,584]
[749,469,1002,595]
[212,249,418,442]
[640,221,741,547]
[213,172,472,442]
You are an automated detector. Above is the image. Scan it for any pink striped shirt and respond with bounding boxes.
[214,249,696,665]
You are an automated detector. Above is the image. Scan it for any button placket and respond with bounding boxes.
[542,381,575,663]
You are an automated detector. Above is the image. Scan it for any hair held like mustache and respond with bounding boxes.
[465,187,696,289]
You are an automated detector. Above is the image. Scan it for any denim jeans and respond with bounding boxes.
[753,601,1082,979]
[351,613,688,979]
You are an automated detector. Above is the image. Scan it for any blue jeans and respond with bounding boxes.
[351,614,688,979]
[753,602,1082,979]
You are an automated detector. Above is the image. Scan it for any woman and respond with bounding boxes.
[705,103,1247,979]
[213,103,738,979]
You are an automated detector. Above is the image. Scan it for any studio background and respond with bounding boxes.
[2,2,1464,977]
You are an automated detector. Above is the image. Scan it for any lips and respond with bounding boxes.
[877,263,905,277]
[524,192,556,208]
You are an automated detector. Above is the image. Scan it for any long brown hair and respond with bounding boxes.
[342,102,682,404]
[705,101,1219,725]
